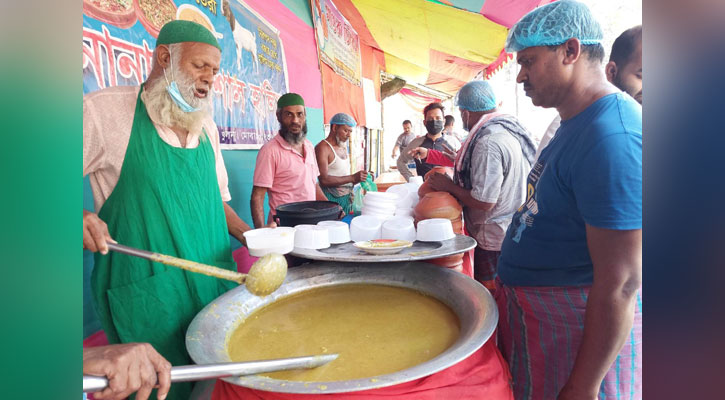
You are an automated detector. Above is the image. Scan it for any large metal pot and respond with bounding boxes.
[185,262,497,394]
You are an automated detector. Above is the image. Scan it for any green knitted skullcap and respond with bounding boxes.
[156,20,221,51]
[277,93,305,109]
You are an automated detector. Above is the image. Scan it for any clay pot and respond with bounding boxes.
[424,166,453,181]
[427,253,464,271]
[429,253,464,266]
[418,167,454,198]
[450,216,463,234]
[414,192,462,221]
[418,181,435,198]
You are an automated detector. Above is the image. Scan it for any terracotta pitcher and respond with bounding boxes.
[414,192,462,223]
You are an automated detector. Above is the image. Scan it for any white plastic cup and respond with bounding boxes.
[382,217,416,242]
[293,224,330,249]
[360,209,395,220]
[361,202,396,215]
[350,215,383,241]
[243,227,296,257]
[416,218,455,242]
[364,191,398,203]
[317,220,351,244]
[363,196,397,207]
[385,184,409,201]
[386,184,417,209]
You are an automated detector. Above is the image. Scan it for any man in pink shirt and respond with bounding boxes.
[251,93,327,228]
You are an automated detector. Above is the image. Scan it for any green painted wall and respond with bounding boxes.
[279,0,314,27]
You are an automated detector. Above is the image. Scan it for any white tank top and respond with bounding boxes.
[323,139,351,177]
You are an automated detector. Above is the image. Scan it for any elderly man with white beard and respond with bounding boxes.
[82,20,250,400]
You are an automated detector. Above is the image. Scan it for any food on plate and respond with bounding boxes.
[83,0,137,29]
[135,0,177,37]
[89,0,132,12]
[358,239,411,248]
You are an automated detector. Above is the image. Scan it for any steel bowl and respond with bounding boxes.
[185,261,497,394]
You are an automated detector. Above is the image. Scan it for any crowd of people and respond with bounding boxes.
[82,1,642,399]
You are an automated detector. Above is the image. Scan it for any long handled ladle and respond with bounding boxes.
[83,354,338,393]
[107,243,287,296]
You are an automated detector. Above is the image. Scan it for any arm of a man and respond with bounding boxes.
[396,137,421,182]
[558,227,642,399]
[427,174,495,211]
[210,131,251,243]
[83,210,116,254]
[559,132,642,399]
[392,133,404,158]
[250,186,268,229]
[83,95,116,254]
[396,153,413,182]
[428,137,496,211]
[251,143,277,228]
[223,202,251,246]
[83,343,171,400]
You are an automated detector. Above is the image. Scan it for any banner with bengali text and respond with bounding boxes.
[82,0,289,149]
[310,0,362,87]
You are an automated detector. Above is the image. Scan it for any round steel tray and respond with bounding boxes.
[185,262,497,394]
[289,234,476,263]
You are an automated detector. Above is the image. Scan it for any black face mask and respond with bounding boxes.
[425,120,444,135]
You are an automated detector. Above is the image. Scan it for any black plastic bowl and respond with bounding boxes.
[273,201,344,227]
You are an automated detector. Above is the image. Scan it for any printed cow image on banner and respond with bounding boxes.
[82,0,290,149]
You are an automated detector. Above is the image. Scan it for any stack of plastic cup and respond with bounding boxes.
[360,192,398,220]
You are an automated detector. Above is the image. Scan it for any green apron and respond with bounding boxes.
[91,87,235,399]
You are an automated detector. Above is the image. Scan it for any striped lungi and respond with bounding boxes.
[473,247,500,291]
[495,279,642,400]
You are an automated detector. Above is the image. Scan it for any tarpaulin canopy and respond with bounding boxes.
[398,87,442,113]
[332,0,553,96]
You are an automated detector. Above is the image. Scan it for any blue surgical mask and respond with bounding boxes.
[163,57,200,113]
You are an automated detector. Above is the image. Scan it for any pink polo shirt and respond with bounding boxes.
[253,134,320,220]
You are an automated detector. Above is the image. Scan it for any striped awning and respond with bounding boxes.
[333,0,553,96]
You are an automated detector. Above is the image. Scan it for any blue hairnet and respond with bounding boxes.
[329,112,357,127]
[505,0,603,53]
[455,81,497,112]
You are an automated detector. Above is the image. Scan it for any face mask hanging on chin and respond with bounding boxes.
[163,57,200,113]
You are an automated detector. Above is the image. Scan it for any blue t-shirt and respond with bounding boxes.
[498,93,642,287]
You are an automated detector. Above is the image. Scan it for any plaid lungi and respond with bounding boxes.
[474,247,500,287]
[495,279,642,399]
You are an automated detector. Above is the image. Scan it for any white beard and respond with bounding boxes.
[142,64,212,139]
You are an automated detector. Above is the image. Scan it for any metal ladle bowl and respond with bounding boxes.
[185,261,498,394]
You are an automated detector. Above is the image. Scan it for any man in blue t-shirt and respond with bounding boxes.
[496,2,642,400]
